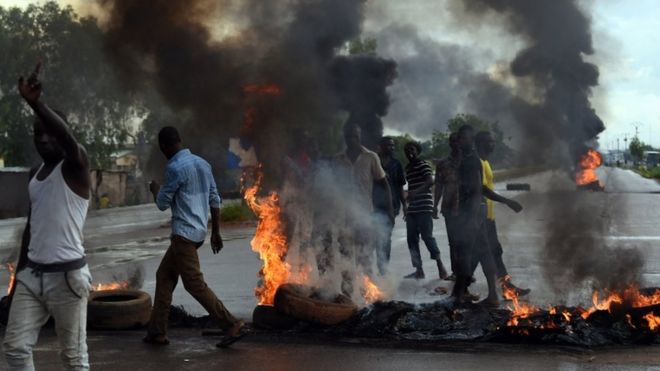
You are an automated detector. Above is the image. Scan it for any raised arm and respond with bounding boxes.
[18,62,87,170]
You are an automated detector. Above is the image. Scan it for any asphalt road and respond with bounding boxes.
[1,167,660,370]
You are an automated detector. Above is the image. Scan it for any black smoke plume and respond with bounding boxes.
[99,0,396,183]
[458,0,604,167]
[454,0,642,292]
[330,55,397,150]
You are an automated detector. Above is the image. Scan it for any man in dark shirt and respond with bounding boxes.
[452,125,499,307]
[403,141,448,280]
[434,133,460,279]
[374,136,407,275]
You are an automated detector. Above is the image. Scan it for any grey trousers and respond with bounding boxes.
[3,266,92,371]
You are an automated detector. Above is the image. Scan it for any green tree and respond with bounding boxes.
[447,113,490,133]
[348,38,378,56]
[629,136,652,162]
[446,113,512,165]
[427,130,450,161]
[0,2,141,168]
[389,133,414,165]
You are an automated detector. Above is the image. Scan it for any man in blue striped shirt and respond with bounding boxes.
[144,127,245,347]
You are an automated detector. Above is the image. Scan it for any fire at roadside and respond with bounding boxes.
[237,145,660,347]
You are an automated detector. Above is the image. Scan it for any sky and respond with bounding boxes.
[1,0,659,148]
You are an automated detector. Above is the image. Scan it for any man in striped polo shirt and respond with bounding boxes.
[403,141,448,280]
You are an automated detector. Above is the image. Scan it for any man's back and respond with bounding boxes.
[156,149,221,243]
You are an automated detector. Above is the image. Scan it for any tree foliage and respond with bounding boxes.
[0,2,140,168]
[391,113,513,166]
[446,113,512,165]
[348,38,378,56]
[629,136,652,162]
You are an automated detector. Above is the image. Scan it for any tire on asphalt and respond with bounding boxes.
[274,284,358,326]
[252,304,298,330]
[87,289,152,330]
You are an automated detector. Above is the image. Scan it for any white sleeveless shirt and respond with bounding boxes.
[28,161,89,264]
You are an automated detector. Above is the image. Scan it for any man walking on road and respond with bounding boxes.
[3,63,92,371]
[403,141,448,280]
[474,131,529,297]
[144,127,245,348]
[451,125,499,307]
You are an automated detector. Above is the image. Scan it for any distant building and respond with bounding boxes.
[110,149,138,172]
[644,151,660,168]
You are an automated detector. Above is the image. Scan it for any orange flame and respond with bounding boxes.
[507,286,660,332]
[644,313,660,331]
[243,169,291,305]
[362,275,383,304]
[576,149,603,186]
[92,281,130,291]
[503,283,539,326]
[6,263,15,295]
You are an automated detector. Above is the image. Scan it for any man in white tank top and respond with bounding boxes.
[3,63,92,371]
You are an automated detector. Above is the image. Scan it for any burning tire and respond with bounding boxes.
[87,289,152,330]
[274,284,358,326]
[252,304,298,330]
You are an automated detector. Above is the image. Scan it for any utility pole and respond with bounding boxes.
[631,122,643,140]
[624,134,629,165]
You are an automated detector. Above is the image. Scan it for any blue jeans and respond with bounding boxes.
[406,212,441,269]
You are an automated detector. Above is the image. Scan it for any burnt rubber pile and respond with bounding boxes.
[249,285,660,347]
[319,300,660,346]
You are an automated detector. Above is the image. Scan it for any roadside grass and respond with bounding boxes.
[220,200,255,223]
[635,166,660,180]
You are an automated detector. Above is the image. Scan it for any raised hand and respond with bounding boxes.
[18,62,43,105]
